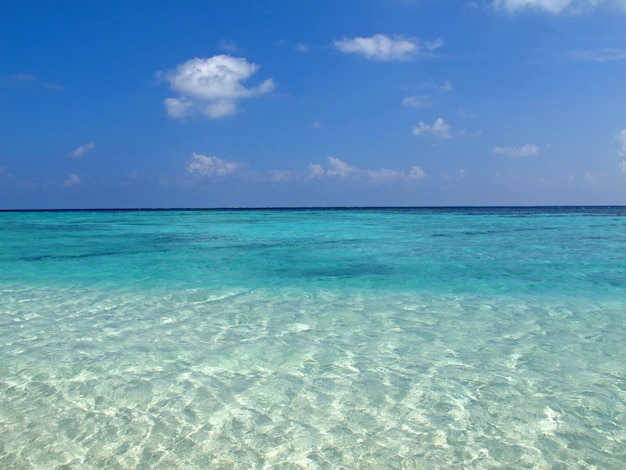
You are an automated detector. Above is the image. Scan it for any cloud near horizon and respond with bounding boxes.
[308,157,425,184]
[162,55,274,119]
[64,174,81,187]
[186,153,241,177]
[493,144,540,158]
[617,129,626,172]
[617,129,626,156]
[334,34,443,61]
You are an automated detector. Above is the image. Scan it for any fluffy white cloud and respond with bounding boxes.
[162,55,274,119]
[493,0,626,14]
[617,129,626,156]
[71,142,95,158]
[186,153,240,177]
[309,157,425,183]
[493,144,540,157]
[334,34,442,61]
[411,118,451,139]
[64,174,81,187]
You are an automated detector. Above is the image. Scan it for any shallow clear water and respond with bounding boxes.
[1,207,625,468]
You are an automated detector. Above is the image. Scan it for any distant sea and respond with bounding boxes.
[1,207,625,468]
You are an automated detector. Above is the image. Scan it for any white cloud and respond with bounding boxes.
[326,156,358,177]
[307,163,325,178]
[310,120,323,128]
[334,34,442,61]
[309,157,425,183]
[71,142,95,158]
[411,118,452,139]
[493,144,540,158]
[406,166,426,181]
[186,153,240,177]
[64,174,81,187]
[163,97,193,118]
[617,129,626,156]
[402,95,431,108]
[493,0,626,14]
[161,55,274,119]
[619,160,626,173]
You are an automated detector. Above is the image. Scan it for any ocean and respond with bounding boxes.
[1,207,625,468]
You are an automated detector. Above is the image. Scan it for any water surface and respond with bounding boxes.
[1,207,625,468]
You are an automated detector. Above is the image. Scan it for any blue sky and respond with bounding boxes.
[1,0,625,208]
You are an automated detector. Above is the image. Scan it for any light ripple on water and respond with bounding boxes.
[1,286,625,469]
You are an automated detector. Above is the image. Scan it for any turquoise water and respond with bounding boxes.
[1,207,625,468]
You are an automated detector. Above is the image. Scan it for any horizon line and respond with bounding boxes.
[1,205,625,213]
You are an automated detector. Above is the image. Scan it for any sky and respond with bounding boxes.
[1,0,625,209]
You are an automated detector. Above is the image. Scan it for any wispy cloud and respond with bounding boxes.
[493,0,626,14]
[420,80,453,92]
[295,43,311,53]
[186,153,241,177]
[493,144,540,158]
[308,156,425,183]
[2,72,63,90]
[71,142,95,159]
[567,48,626,62]
[13,73,35,82]
[268,170,293,182]
[161,55,274,119]
[64,174,81,187]
[334,34,443,61]
[616,129,626,156]
[442,169,466,181]
[402,95,431,108]
[411,118,452,139]
[219,40,239,52]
